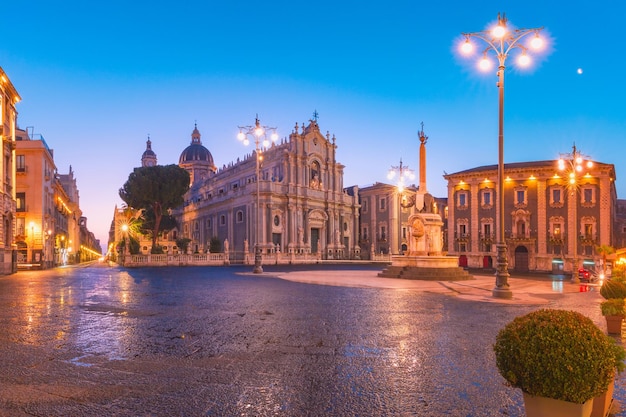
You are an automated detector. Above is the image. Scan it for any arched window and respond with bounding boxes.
[310,161,321,189]
[311,161,320,181]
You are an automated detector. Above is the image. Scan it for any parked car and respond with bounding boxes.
[578,268,599,283]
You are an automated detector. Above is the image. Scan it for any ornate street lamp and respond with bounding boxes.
[458,13,547,299]
[237,115,279,273]
[387,158,415,195]
[558,144,593,283]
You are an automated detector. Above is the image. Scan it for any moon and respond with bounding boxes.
[577,68,583,75]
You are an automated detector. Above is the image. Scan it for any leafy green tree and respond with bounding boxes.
[119,164,190,249]
[209,236,222,253]
[140,208,178,240]
[596,244,616,276]
[176,237,191,254]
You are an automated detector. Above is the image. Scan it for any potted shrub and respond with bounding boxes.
[599,279,626,335]
[600,298,626,335]
[494,309,625,417]
[600,278,626,299]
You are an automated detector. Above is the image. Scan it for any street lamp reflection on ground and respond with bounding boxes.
[558,144,593,283]
[237,115,278,274]
[458,13,547,299]
[121,223,129,266]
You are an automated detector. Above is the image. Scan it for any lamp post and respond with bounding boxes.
[237,115,279,273]
[388,159,416,255]
[459,13,546,299]
[29,221,35,263]
[558,144,593,283]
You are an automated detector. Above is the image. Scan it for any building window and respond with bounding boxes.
[16,217,24,236]
[362,199,368,213]
[549,186,564,208]
[481,189,492,207]
[273,215,279,226]
[237,211,244,223]
[402,227,407,239]
[514,187,527,207]
[379,198,386,211]
[459,224,467,237]
[16,155,25,172]
[457,191,468,208]
[16,192,25,212]
[362,227,368,241]
[483,223,491,238]
[220,215,226,226]
[581,187,595,205]
[206,219,211,229]
[380,226,386,241]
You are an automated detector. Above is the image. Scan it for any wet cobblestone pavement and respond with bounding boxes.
[0,263,623,416]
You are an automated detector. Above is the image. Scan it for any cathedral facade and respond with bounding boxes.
[172,118,361,260]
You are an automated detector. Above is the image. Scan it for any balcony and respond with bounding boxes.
[454,233,470,243]
[479,233,494,244]
[579,234,596,246]
[549,235,564,246]
[507,231,537,244]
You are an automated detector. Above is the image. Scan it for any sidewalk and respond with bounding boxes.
[269,269,594,305]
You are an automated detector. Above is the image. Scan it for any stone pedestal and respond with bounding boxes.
[378,212,472,281]
[407,213,444,256]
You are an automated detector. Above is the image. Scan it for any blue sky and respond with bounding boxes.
[3,1,625,247]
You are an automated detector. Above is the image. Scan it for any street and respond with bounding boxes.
[0,263,622,416]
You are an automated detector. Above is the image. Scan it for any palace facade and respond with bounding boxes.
[0,67,20,274]
[15,128,102,268]
[358,183,448,258]
[444,158,617,273]
[173,119,361,261]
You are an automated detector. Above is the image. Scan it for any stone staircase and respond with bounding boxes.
[378,265,473,281]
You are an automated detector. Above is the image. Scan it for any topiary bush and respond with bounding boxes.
[494,309,625,404]
[612,263,626,282]
[600,279,626,299]
[601,298,626,316]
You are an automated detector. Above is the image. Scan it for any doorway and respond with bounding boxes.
[311,228,320,253]
[515,246,529,272]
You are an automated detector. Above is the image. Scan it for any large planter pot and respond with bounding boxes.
[605,315,624,335]
[591,376,614,417]
[523,393,593,417]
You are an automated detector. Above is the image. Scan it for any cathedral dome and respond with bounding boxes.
[179,143,214,165]
[178,124,215,166]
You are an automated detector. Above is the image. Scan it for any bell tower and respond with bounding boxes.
[141,136,157,167]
